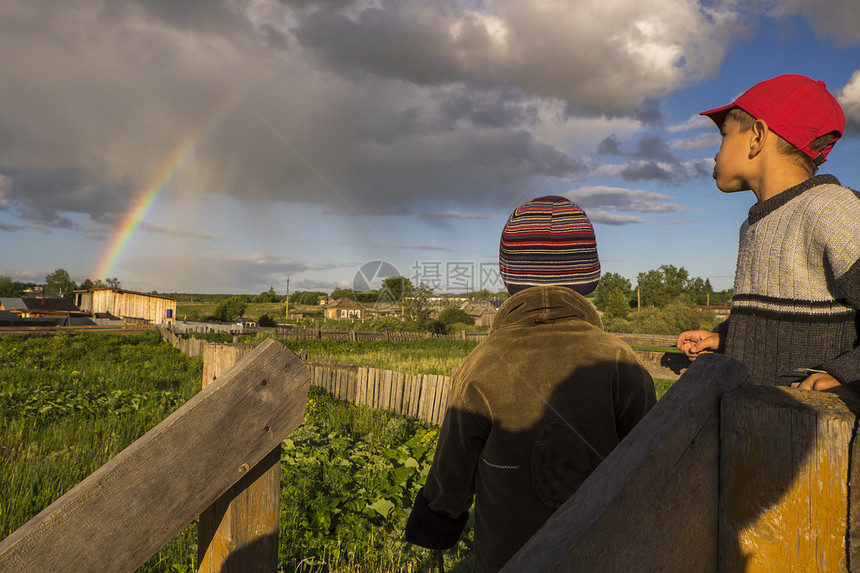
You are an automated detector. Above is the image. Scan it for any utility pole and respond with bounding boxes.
[285,277,290,318]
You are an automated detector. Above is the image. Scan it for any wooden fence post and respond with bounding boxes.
[199,344,281,573]
[719,386,859,572]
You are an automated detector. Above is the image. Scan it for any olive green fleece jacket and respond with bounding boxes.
[405,286,656,572]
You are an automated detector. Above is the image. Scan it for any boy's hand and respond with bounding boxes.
[676,330,721,360]
[791,372,860,399]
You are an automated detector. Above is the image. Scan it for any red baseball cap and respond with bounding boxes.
[700,74,845,165]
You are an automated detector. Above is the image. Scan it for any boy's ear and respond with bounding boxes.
[748,119,770,159]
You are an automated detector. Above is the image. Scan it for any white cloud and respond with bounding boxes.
[670,132,721,152]
[567,185,688,212]
[585,210,645,226]
[837,69,860,129]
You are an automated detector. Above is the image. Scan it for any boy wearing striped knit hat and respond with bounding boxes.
[676,74,860,396]
[405,196,655,572]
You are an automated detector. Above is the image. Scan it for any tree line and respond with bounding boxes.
[0,269,121,299]
[592,264,731,321]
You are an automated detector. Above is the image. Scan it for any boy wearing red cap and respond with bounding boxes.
[676,74,860,396]
[405,196,655,571]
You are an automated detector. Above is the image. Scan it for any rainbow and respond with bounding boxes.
[91,86,250,282]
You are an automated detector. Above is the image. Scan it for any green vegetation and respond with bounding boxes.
[176,301,287,323]
[0,276,37,297]
[0,331,203,571]
[281,386,473,571]
[603,303,722,335]
[211,296,248,321]
[275,337,479,376]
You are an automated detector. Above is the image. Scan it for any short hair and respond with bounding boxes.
[726,108,837,174]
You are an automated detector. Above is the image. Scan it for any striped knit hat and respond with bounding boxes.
[499,196,600,295]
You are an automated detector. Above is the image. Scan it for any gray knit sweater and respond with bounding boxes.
[720,174,860,387]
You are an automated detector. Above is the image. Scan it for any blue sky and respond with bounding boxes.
[3,1,860,295]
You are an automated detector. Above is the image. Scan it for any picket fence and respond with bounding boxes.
[161,327,454,426]
[307,361,452,426]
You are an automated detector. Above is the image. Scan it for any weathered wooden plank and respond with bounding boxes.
[346,366,356,402]
[503,353,752,572]
[430,375,441,424]
[392,372,404,416]
[427,375,438,424]
[373,369,381,410]
[410,374,421,417]
[202,344,258,388]
[199,343,280,573]
[382,370,392,411]
[720,386,858,572]
[433,375,444,425]
[416,375,427,421]
[0,339,309,573]
[420,375,436,424]
[356,367,365,406]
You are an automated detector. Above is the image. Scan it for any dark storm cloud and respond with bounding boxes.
[619,161,676,183]
[598,135,624,156]
[0,0,736,231]
[597,133,680,163]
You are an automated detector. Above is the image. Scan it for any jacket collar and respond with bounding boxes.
[490,285,602,333]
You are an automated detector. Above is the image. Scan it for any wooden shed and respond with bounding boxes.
[75,288,177,325]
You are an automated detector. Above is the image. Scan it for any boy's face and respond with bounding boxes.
[712,116,751,194]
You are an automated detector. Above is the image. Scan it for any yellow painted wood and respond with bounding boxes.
[720,387,856,573]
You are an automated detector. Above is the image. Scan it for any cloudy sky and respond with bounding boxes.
[3,0,860,295]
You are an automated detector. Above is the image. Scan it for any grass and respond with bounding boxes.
[275,337,480,376]
[0,331,203,571]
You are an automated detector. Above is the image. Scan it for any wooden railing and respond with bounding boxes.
[503,353,860,572]
[0,339,309,573]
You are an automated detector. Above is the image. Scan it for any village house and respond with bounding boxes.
[324,297,366,320]
[75,288,177,326]
[461,298,501,328]
[0,296,88,325]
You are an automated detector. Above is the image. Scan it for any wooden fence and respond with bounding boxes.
[0,340,310,572]
[308,361,452,426]
[160,327,686,427]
